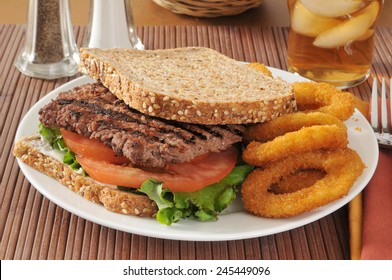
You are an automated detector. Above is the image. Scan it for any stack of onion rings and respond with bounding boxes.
[240,74,365,218]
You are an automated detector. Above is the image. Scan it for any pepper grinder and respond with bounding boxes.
[14,0,79,79]
[85,0,144,49]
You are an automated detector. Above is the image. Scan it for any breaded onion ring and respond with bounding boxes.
[243,125,348,166]
[244,112,346,143]
[247,62,273,77]
[293,82,356,121]
[241,148,365,218]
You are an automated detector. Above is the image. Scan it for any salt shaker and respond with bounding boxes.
[14,0,79,79]
[84,0,144,49]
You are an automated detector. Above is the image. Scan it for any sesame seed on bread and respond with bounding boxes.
[79,47,296,125]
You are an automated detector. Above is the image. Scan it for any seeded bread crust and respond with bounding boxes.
[79,47,296,125]
[13,135,157,217]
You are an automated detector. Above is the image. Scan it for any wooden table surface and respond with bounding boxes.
[1,23,390,260]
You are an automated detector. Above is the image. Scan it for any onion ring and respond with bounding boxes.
[293,82,356,121]
[242,124,348,166]
[244,112,346,143]
[241,148,365,218]
[247,62,273,77]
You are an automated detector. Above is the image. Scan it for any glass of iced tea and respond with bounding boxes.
[287,0,384,88]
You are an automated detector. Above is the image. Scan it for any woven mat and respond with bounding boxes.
[1,25,391,260]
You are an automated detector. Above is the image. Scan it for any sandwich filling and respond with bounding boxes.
[39,83,245,169]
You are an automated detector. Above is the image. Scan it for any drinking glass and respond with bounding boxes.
[287,0,384,88]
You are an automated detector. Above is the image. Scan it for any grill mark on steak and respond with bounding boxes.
[56,98,208,145]
[221,125,244,136]
[196,125,223,138]
[170,123,207,141]
[39,83,245,168]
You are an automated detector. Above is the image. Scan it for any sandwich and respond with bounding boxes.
[13,47,296,225]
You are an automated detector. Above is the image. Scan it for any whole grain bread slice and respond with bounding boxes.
[79,47,296,124]
[13,135,157,217]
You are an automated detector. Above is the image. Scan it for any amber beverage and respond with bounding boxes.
[287,0,384,88]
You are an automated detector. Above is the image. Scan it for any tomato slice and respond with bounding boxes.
[76,146,238,193]
[60,128,129,164]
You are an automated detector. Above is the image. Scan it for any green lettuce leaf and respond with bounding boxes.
[139,164,254,225]
[38,124,85,174]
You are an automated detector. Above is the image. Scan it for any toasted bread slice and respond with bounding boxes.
[79,47,296,124]
[13,135,157,217]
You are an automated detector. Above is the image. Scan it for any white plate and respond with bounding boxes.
[14,68,379,241]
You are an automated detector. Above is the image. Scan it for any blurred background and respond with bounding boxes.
[1,0,391,26]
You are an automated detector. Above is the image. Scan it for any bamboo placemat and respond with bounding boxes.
[1,25,390,260]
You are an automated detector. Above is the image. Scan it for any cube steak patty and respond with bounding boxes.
[39,83,245,168]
